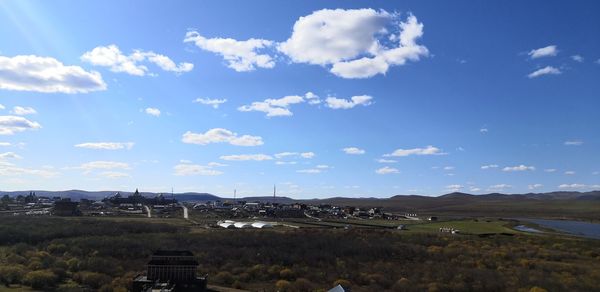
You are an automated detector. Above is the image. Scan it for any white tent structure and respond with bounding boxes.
[217,220,236,229]
[234,222,253,229]
[217,220,276,229]
[251,221,274,228]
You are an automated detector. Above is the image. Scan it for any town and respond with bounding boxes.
[0,189,438,231]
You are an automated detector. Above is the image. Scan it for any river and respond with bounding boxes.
[518,218,600,239]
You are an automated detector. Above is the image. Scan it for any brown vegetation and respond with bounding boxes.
[0,217,599,291]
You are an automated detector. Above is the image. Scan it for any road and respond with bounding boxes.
[181,204,188,219]
[143,205,151,218]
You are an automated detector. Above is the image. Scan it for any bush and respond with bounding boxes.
[213,271,234,285]
[333,279,352,289]
[279,268,295,280]
[0,265,26,286]
[23,270,58,289]
[73,271,112,289]
[276,279,291,291]
[293,278,314,291]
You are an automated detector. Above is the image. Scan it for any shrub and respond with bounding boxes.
[213,271,234,285]
[333,279,352,289]
[73,271,112,289]
[0,265,26,286]
[279,268,295,280]
[23,270,58,290]
[276,279,291,291]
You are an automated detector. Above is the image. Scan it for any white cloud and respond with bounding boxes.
[300,152,315,158]
[481,164,498,170]
[0,142,10,146]
[10,106,37,115]
[502,165,535,172]
[184,31,274,72]
[528,184,543,190]
[74,142,134,150]
[385,145,445,157]
[377,158,397,163]
[207,162,227,167]
[0,104,4,110]
[469,187,481,192]
[72,161,130,175]
[528,45,558,59]
[279,10,428,78]
[238,94,305,117]
[238,92,370,116]
[544,168,557,173]
[99,171,130,179]
[445,184,463,192]
[275,161,297,165]
[488,184,512,191]
[376,166,399,174]
[316,164,330,169]
[79,161,130,171]
[564,140,583,146]
[275,151,314,159]
[342,147,365,155]
[297,168,321,174]
[571,55,584,62]
[305,92,321,105]
[0,116,41,135]
[145,108,161,117]
[443,166,455,171]
[173,162,223,176]
[593,171,599,175]
[326,95,373,109]
[558,183,600,190]
[220,154,273,161]
[528,66,561,78]
[0,54,106,93]
[193,97,227,109]
[182,128,263,146]
[0,163,58,178]
[275,152,297,159]
[81,44,193,76]
[0,152,22,160]
[564,171,575,175]
[480,128,488,133]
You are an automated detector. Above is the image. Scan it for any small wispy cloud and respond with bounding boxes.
[145,107,161,117]
[528,45,558,59]
[502,165,535,172]
[528,66,561,78]
[342,147,365,155]
[193,97,227,109]
[564,140,583,146]
[375,166,399,174]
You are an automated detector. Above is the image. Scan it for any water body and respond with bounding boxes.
[519,219,600,239]
[513,225,542,233]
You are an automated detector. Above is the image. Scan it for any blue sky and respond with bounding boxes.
[0,0,599,197]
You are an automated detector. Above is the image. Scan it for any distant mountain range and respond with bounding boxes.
[2,189,598,202]
[2,189,598,220]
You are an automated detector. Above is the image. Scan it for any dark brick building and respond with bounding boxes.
[133,250,207,292]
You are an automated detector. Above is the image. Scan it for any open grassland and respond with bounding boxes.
[306,197,600,221]
[405,219,516,234]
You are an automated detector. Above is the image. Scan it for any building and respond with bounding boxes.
[133,250,207,292]
[52,199,80,216]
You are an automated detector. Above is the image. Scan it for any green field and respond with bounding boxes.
[405,219,516,234]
